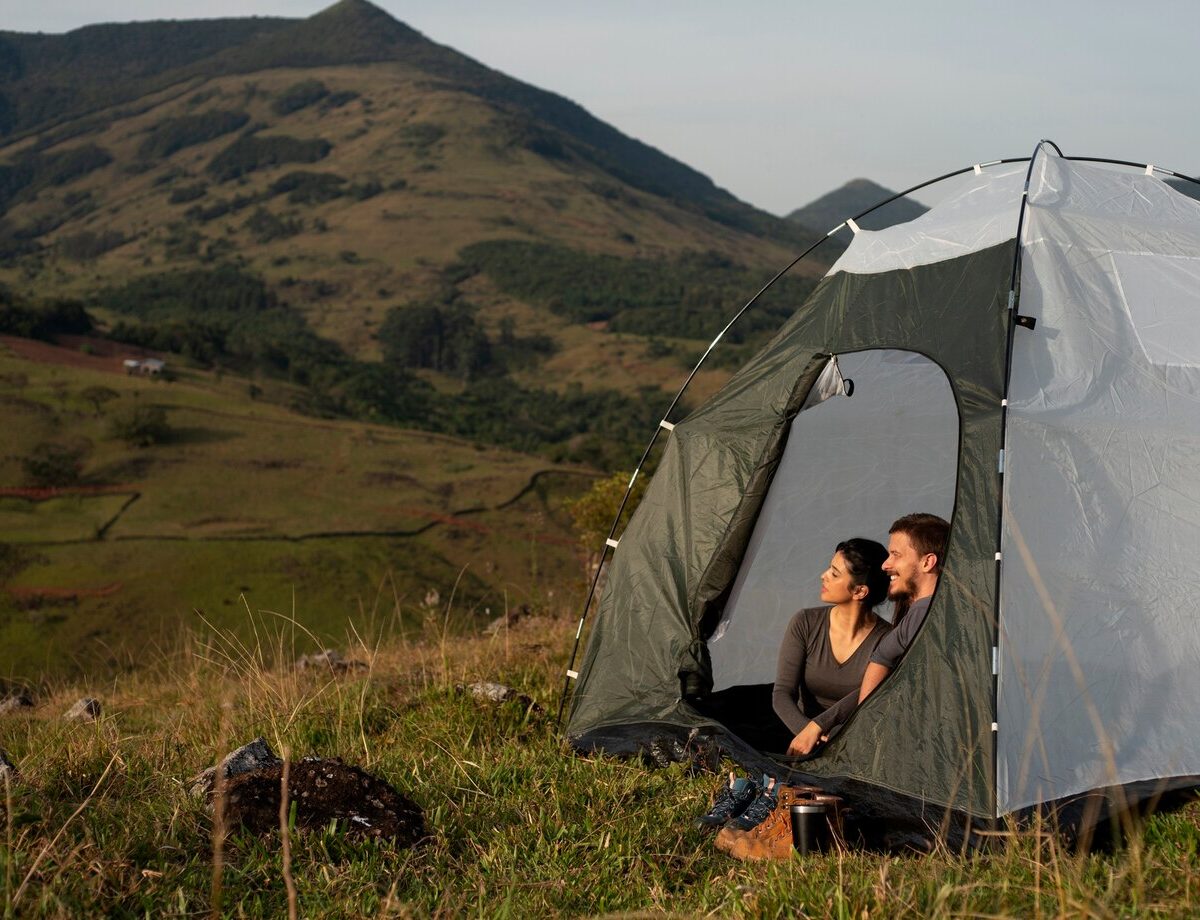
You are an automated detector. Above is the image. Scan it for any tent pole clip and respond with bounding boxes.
[566,670,578,680]
[1015,314,1037,330]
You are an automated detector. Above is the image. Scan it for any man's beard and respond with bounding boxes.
[888,575,916,607]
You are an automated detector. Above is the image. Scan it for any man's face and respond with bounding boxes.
[883,531,922,602]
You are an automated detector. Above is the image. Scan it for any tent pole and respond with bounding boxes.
[990,138,1057,823]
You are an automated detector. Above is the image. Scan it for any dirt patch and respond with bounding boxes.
[0,485,135,500]
[0,335,159,376]
[223,758,425,845]
[9,583,122,602]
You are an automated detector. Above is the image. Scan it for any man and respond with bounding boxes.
[857,512,950,702]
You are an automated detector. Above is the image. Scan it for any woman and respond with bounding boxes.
[772,538,891,757]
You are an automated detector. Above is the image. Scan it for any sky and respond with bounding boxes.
[7,1,1200,215]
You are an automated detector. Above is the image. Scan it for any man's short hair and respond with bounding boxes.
[889,513,950,574]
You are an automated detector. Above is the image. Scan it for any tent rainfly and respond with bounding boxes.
[563,143,1200,843]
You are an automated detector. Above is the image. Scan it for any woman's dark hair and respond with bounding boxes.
[835,538,889,609]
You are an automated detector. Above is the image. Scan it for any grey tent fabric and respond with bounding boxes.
[998,156,1200,811]
[567,150,1200,822]
[569,241,1013,817]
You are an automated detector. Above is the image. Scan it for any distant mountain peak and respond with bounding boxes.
[210,0,428,69]
[306,0,423,42]
[786,178,927,234]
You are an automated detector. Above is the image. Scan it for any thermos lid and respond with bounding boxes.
[790,803,828,814]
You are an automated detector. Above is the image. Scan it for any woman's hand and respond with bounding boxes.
[787,722,824,756]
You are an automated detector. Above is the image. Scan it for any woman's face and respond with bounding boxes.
[820,551,862,604]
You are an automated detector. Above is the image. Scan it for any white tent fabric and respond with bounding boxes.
[998,156,1200,812]
[829,164,1026,277]
[709,349,958,691]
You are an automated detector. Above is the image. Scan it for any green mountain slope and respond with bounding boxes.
[0,0,826,415]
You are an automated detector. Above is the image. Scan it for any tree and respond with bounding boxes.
[565,471,647,582]
[108,404,171,447]
[79,385,118,416]
[22,442,86,487]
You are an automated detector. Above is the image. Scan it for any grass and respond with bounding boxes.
[2,609,1199,917]
[0,346,587,679]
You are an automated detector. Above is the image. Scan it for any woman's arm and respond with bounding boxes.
[772,610,813,737]
[812,687,859,734]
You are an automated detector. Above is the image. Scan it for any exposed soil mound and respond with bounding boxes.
[223,757,425,845]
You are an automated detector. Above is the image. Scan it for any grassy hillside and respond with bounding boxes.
[1,615,1198,916]
[0,1,825,372]
[0,1,834,682]
[0,336,590,680]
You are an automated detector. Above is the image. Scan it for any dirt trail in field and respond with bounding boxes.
[0,334,166,375]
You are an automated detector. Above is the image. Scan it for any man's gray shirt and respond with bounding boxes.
[869,596,933,669]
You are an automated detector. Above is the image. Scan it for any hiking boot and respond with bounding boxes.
[696,772,758,829]
[715,777,779,852]
[723,775,777,830]
[725,784,813,861]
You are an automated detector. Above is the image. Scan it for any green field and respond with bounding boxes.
[0,341,591,680]
[2,616,1198,917]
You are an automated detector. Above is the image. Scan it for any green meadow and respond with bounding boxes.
[2,615,1198,917]
[0,341,588,680]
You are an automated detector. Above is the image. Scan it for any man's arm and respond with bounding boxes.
[857,661,891,703]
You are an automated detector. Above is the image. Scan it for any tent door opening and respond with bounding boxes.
[699,349,961,750]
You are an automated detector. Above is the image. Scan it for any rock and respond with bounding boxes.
[64,697,101,722]
[189,737,282,798]
[295,649,367,674]
[0,691,34,714]
[0,749,17,781]
[461,681,543,714]
[223,757,425,845]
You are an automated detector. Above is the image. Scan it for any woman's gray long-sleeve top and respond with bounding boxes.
[771,606,891,736]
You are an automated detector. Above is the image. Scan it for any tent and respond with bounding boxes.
[563,143,1200,842]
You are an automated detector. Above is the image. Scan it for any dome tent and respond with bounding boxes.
[562,143,1200,843]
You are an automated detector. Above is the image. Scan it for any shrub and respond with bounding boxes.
[566,470,647,560]
[79,385,119,415]
[137,110,250,160]
[108,404,171,447]
[400,122,445,152]
[378,303,492,380]
[323,90,360,110]
[457,240,816,345]
[59,229,126,261]
[243,207,303,243]
[22,441,87,487]
[95,265,275,319]
[271,79,329,116]
[0,295,92,339]
[0,144,112,211]
[207,134,332,182]
[268,171,345,204]
[168,182,208,204]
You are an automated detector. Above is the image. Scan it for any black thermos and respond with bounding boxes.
[789,803,829,854]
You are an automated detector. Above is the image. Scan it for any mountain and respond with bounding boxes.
[0,0,808,244]
[0,0,826,406]
[786,178,928,235]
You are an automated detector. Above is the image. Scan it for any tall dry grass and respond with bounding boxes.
[0,584,1197,917]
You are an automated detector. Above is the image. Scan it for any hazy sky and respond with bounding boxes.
[7,1,1199,215]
